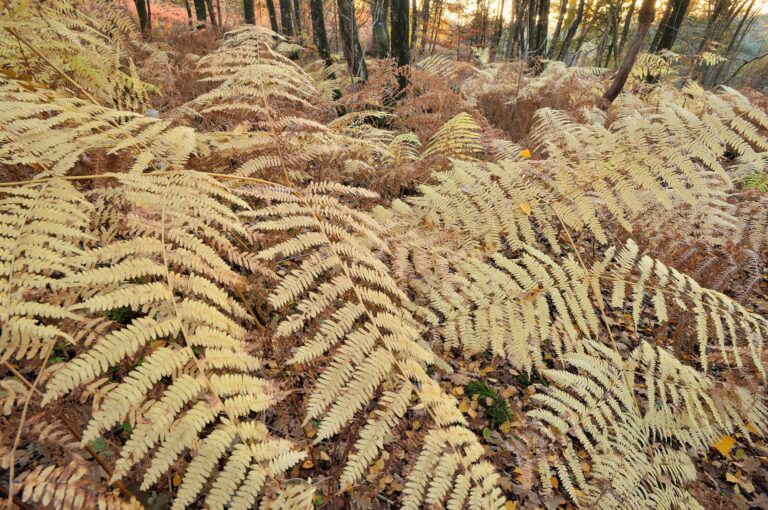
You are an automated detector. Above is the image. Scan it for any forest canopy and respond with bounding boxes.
[1,0,768,509]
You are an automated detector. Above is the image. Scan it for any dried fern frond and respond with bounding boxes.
[528,340,749,509]
[422,112,483,160]
[41,172,305,509]
[0,179,93,362]
[0,79,195,176]
[193,29,317,121]
[0,0,154,110]
[12,462,143,510]
[248,182,505,507]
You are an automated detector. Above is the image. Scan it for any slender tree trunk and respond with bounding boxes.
[708,0,757,85]
[547,0,568,58]
[244,0,255,24]
[310,0,333,64]
[650,0,673,51]
[266,0,280,31]
[372,0,391,57]
[419,0,431,53]
[391,0,410,90]
[280,0,294,35]
[602,0,654,104]
[146,0,153,29]
[410,0,419,48]
[337,0,368,80]
[557,0,584,60]
[617,0,635,55]
[183,0,194,27]
[533,0,549,55]
[134,0,149,31]
[527,0,537,54]
[656,0,690,51]
[492,0,506,49]
[205,0,217,26]
[429,0,443,53]
[293,0,303,33]
[216,0,222,26]
[193,0,207,27]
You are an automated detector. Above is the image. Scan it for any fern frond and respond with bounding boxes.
[40,171,305,509]
[422,112,483,160]
[0,80,194,176]
[249,183,506,505]
[0,179,93,361]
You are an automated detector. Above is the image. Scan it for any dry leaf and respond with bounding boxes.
[713,435,736,458]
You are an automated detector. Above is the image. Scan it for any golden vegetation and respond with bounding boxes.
[1,1,768,509]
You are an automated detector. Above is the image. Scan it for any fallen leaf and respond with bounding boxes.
[172,473,182,487]
[713,435,736,458]
[302,459,314,469]
[520,149,531,158]
[504,501,517,510]
[519,202,532,216]
[500,421,511,433]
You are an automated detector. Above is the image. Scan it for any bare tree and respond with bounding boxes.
[557,0,585,60]
[372,0,391,57]
[337,0,368,80]
[310,0,333,64]
[134,0,149,31]
[391,0,410,89]
[193,0,207,28]
[293,0,303,34]
[651,0,691,52]
[603,0,655,104]
[244,0,256,24]
[280,0,294,35]
[205,0,217,26]
[419,0,431,53]
[266,0,280,32]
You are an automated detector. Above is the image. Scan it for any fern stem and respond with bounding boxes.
[6,342,54,510]
[2,362,139,502]
[549,204,640,411]
[5,28,100,106]
[0,171,284,189]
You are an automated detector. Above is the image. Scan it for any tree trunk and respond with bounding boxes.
[419,0,431,53]
[216,0,222,27]
[410,0,419,49]
[557,0,584,60]
[265,0,280,32]
[193,0,207,27]
[492,0,506,49]
[617,0,635,55]
[183,0,194,27]
[280,0,294,35]
[310,0,333,64]
[134,0,149,31]
[533,0,549,55]
[429,0,443,53]
[391,0,410,90]
[244,0,255,24]
[657,0,690,51]
[547,0,568,58]
[650,0,673,52]
[205,0,217,26]
[372,0,391,57]
[527,0,536,54]
[602,0,654,104]
[293,0,303,34]
[337,0,368,80]
[146,0,153,29]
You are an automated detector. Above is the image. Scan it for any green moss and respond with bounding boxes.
[465,380,514,427]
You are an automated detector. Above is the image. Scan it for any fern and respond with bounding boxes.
[0,80,195,176]
[247,182,506,507]
[422,112,484,160]
[37,172,306,509]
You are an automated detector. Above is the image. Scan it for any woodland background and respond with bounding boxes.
[2,0,768,509]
